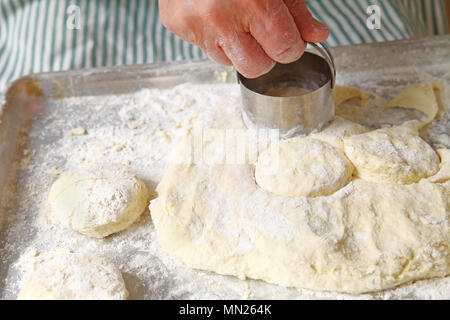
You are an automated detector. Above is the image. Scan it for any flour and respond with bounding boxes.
[343,126,441,184]
[255,138,353,197]
[16,249,128,300]
[0,81,448,299]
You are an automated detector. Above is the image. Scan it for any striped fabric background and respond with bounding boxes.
[0,0,448,93]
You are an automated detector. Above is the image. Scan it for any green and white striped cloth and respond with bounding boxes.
[0,0,448,93]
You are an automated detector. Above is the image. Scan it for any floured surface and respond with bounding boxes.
[0,76,449,299]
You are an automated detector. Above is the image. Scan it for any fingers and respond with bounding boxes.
[248,0,305,64]
[284,0,330,43]
[202,38,233,66]
[221,31,276,79]
[159,0,327,78]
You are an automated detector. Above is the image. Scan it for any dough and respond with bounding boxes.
[151,116,449,293]
[310,116,370,151]
[343,126,440,184]
[428,149,450,183]
[335,83,441,130]
[48,164,149,238]
[385,83,440,128]
[255,138,353,197]
[333,85,369,107]
[17,252,128,300]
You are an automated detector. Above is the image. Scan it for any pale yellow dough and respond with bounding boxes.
[17,252,128,300]
[255,138,353,197]
[150,84,449,293]
[428,149,450,183]
[343,126,440,184]
[48,164,149,238]
[310,116,370,151]
[333,85,369,107]
[385,83,440,128]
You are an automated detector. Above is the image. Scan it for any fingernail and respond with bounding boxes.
[274,41,305,64]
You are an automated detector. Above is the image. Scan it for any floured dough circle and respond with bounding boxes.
[255,138,353,197]
[48,164,149,238]
[310,116,370,151]
[17,252,128,300]
[344,126,440,184]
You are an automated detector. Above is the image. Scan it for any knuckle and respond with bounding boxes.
[250,0,285,18]
[199,0,222,20]
[197,1,228,34]
[284,0,309,17]
[250,0,281,11]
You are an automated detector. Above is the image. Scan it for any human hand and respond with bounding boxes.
[159,0,329,78]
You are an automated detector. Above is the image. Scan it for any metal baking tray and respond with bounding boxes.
[0,36,449,300]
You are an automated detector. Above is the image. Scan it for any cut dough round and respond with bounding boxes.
[17,252,128,300]
[48,164,149,238]
[255,138,353,197]
[310,116,370,151]
[343,126,440,184]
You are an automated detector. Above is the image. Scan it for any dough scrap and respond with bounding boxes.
[343,126,440,184]
[428,149,450,183]
[385,83,440,128]
[17,252,128,300]
[255,138,353,197]
[333,85,369,107]
[48,164,149,238]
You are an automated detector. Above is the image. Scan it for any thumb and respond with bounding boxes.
[284,0,329,43]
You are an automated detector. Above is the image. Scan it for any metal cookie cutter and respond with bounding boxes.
[237,42,336,137]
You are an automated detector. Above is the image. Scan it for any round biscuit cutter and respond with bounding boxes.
[237,42,336,138]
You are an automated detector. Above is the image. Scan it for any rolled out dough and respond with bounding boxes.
[150,84,449,293]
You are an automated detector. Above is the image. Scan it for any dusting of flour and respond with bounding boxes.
[0,81,448,299]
